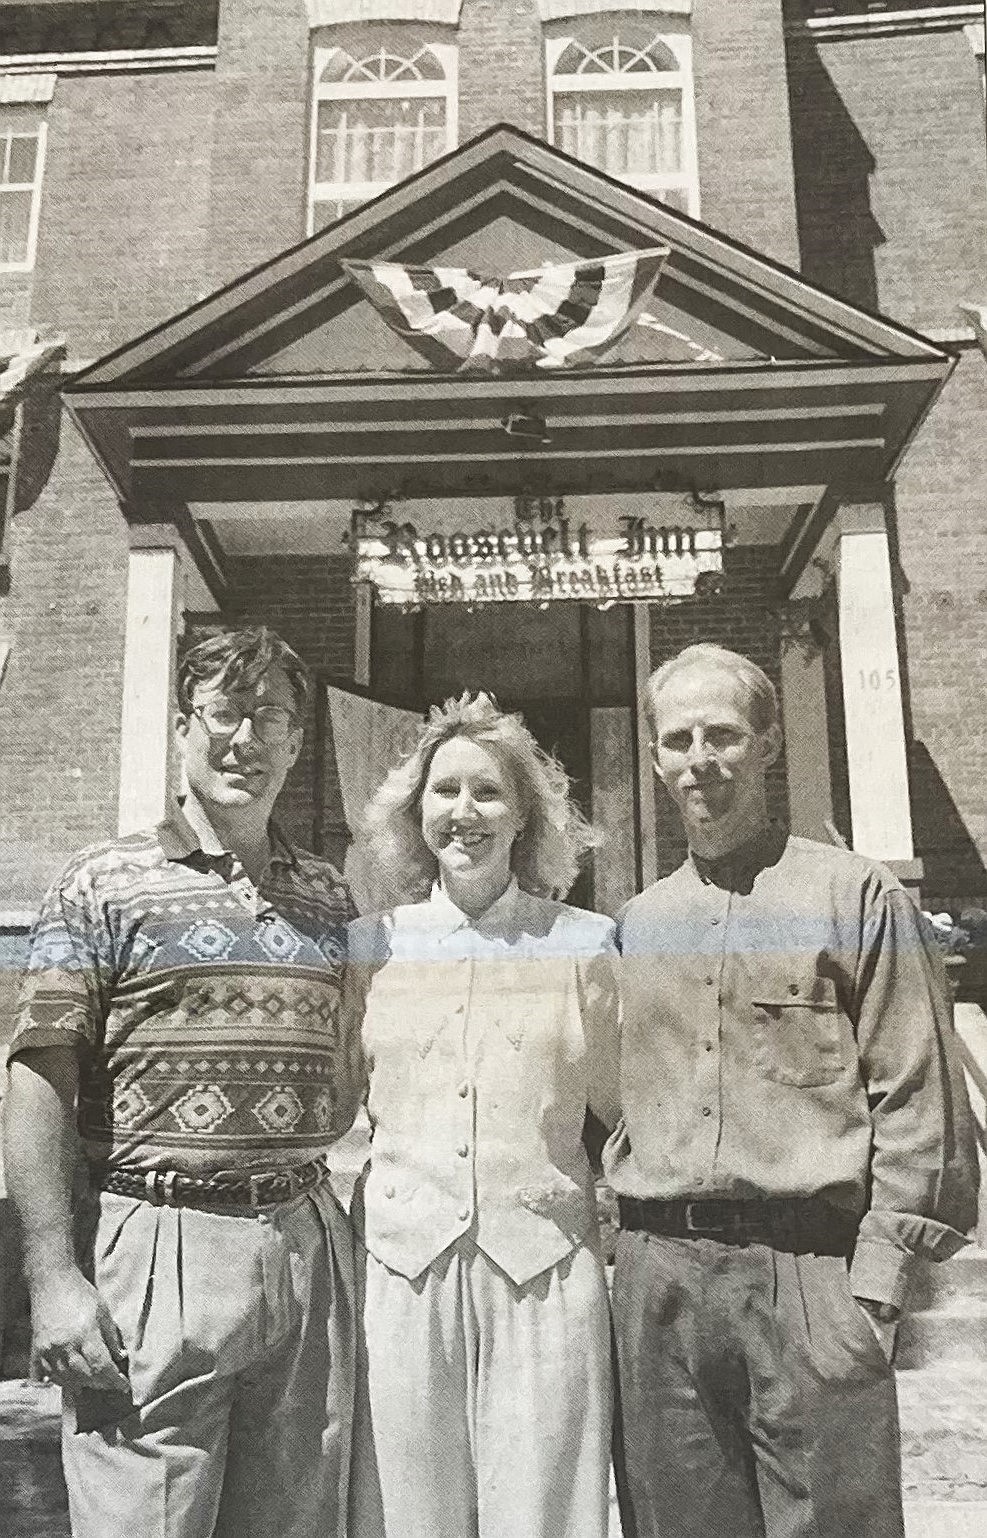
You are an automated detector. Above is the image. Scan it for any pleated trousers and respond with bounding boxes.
[349,1236,613,1538]
[612,1228,904,1538]
[62,1183,356,1538]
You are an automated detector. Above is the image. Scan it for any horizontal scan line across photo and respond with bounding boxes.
[1,4,986,1538]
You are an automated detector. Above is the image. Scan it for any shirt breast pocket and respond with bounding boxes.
[749,979,843,1088]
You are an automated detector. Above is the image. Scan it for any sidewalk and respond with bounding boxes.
[3,1364,985,1538]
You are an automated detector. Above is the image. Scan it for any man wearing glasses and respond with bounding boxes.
[3,627,363,1538]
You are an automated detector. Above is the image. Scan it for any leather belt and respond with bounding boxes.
[617,1195,856,1254]
[99,1155,330,1213]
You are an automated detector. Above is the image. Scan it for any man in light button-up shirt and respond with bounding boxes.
[606,644,978,1538]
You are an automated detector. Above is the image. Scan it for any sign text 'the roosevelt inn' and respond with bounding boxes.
[352,494,724,607]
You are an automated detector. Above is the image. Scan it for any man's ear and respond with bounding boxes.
[285,724,304,768]
[175,712,190,744]
[761,722,783,767]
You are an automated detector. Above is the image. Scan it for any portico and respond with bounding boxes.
[63,124,952,908]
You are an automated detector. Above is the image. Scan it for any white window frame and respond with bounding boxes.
[0,106,46,271]
[545,28,699,217]
[307,39,458,234]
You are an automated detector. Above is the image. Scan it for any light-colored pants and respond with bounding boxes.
[62,1183,355,1538]
[350,1237,613,1538]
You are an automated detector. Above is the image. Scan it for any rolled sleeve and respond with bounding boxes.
[851,884,980,1302]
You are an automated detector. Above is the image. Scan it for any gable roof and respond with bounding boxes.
[71,122,946,391]
[63,124,952,557]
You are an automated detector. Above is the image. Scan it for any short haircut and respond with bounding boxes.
[362,691,597,904]
[645,644,779,738]
[177,626,310,717]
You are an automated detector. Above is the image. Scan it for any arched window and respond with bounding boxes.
[309,40,457,231]
[546,23,698,214]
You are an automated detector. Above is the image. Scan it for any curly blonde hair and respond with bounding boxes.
[361,692,597,905]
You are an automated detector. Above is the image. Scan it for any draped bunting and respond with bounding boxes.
[342,247,670,373]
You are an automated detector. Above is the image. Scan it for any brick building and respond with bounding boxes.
[0,0,984,956]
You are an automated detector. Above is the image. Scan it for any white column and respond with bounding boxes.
[118,547,179,835]
[837,512,914,861]
[780,640,834,843]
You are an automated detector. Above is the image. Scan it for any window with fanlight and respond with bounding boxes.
[546,20,698,215]
[308,38,457,232]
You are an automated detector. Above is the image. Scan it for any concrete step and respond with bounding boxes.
[898,1363,987,1518]
[896,1298,987,1367]
[908,1249,987,1310]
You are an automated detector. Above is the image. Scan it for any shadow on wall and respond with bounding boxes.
[910,740,987,910]
[14,384,63,516]
[785,34,885,313]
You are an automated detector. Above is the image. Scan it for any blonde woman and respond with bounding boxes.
[347,693,619,1538]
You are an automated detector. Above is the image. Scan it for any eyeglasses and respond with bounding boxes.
[191,701,299,745]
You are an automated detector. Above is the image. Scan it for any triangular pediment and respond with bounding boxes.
[73,123,942,393]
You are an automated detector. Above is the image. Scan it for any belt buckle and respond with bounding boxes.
[144,1170,179,1207]
[249,1168,297,1211]
[684,1200,727,1234]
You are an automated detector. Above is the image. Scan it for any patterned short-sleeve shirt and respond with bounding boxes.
[8,810,362,1178]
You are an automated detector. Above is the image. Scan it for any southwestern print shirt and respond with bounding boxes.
[604,828,980,1310]
[8,809,362,1179]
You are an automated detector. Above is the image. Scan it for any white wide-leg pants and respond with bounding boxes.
[349,1236,613,1538]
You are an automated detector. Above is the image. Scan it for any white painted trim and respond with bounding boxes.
[0,909,35,929]
[837,522,914,862]
[307,39,458,236]
[307,0,463,24]
[0,111,46,274]
[792,5,983,41]
[545,27,700,218]
[538,1,692,19]
[118,548,179,837]
[0,72,55,104]
[633,605,657,890]
[0,47,217,77]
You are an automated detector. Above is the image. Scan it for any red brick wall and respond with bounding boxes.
[208,0,311,288]
[649,544,787,877]
[29,69,213,355]
[894,347,987,909]
[786,27,987,326]
[0,420,130,899]
[692,0,801,266]
[457,0,545,142]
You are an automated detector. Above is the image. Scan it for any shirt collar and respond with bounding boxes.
[690,821,787,892]
[156,802,298,870]
[426,875,527,938]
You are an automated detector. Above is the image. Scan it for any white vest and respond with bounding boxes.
[350,884,619,1285]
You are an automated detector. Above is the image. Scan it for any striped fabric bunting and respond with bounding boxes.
[342,247,670,373]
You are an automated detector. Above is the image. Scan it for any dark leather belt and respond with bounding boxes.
[99,1155,330,1213]
[617,1195,856,1254]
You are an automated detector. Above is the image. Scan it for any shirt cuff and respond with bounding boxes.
[849,1238,915,1312]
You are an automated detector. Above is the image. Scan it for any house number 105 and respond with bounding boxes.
[859,668,897,691]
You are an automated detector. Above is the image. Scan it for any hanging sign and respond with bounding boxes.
[352,493,724,607]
